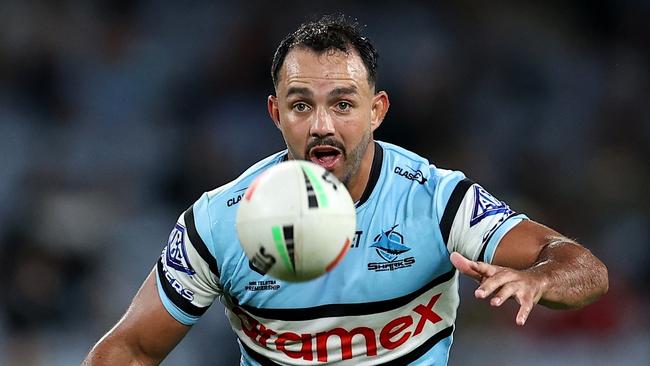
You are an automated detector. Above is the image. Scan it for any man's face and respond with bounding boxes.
[268,47,387,186]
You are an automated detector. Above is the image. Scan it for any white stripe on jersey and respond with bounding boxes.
[447,183,526,262]
[157,210,221,324]
[227,272,458,366]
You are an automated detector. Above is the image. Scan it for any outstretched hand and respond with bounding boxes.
[450,252,547,326]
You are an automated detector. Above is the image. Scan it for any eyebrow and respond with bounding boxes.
[285,86,359,99]
[328,86,358,98]
[286,87,313,98]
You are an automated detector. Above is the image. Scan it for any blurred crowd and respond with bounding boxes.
[0,1,648,365]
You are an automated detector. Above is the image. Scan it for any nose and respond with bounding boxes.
[309,107,335,138]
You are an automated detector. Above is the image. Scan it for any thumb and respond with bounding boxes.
[450,252,482,281]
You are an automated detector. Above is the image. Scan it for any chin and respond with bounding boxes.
[336,168,354,188]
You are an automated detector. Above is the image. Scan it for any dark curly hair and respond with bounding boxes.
[271,15,379,88]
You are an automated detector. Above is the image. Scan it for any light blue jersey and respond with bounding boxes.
[156,141,527,365]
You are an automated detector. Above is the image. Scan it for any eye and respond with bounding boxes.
[292,102,310,112]
[336,101,352,111]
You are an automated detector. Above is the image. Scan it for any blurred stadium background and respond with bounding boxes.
[0,0,648,365]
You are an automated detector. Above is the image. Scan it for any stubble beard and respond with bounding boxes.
[339,128,372,187]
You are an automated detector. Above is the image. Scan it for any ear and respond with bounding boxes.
[370,91,389,132]
[268,95,281,129]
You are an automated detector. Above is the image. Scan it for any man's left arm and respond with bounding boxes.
[451,220,609,325]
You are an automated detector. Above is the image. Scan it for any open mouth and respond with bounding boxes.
[309,146,343,170]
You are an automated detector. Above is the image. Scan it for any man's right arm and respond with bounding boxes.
[82,268,191,365]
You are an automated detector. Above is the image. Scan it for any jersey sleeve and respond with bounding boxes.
[435,171,528,263]
[156,198,222,325]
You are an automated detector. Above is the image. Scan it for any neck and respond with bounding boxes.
[346,140,375,203]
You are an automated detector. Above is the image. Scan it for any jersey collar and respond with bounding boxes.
[355,141,383,207]
[278,142,383,208]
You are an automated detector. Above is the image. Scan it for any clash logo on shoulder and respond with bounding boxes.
[368,225,415,272]
[227,187,248,207]
[166,223,196,276]
[470,185,513,227]
[394,166,427,184]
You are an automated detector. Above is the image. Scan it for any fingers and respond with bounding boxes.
[475,270,518,299]
[488,283,518,307]
[486,284,535,325]
[451,253,541,326]
[514,291,535,326]
[471,260,500,278]
[450,252,499,282]
[469,266,540,326]
[450,252,481,280]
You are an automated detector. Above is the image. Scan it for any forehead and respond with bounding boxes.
[277,47,370,92]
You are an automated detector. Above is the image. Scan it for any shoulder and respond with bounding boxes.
[187,151,287,243]
[193,150,288,210]
[377,140,466,193]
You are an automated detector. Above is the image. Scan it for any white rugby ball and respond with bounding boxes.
[236,161,356,282]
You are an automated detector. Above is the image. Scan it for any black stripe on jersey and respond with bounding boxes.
[184,205,220,278]
[238,325,454,366]
[239,340,281,366]
[439,178,474,246]
[240,268,455,321]
[477,212,523,262]
[302,171,319,208]
[357,142,383,207]
[156,258,209,317]
[477,235,491,263]
[383,325,453,365]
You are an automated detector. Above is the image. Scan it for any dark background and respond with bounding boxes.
[0,1,648,365]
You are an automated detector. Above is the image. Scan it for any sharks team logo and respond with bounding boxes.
[470,185,513,227]
[368,225,415,271]
[372,224,410,261]
[165,223,196,276]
